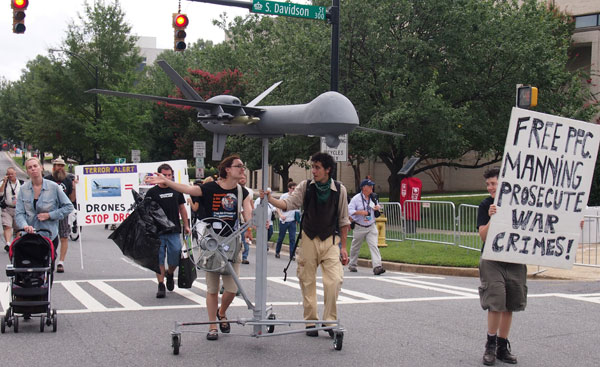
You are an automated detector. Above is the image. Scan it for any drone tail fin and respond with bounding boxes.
[212,133,227,161]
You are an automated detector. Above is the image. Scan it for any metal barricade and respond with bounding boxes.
[578,214,600,267]
[456,204,482,251]
[380,202,403,242]
[403,200,456,247]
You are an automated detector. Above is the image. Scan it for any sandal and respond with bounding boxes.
[216,307,231,333]
[56,264,64,273]
[206,328,219,341]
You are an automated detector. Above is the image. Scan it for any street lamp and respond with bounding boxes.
[49,48,100,162]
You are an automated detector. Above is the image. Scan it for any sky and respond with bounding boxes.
[0,0,252,82]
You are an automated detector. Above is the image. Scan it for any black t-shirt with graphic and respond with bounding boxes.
[146,185,186,233]
[200,181,249,232]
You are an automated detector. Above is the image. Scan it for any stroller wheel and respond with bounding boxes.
[13,316,19,333]
[1,316,5,333]
[52,309,57,332]
[267,313,276,334]
[171,333,181,355]
[40,315,45,332]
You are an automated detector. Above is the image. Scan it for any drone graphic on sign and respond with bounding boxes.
[87,60,402,160]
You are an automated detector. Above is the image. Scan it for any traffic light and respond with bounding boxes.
[517,86,538,109]
[11,0,28,34]
[173,13,188,51]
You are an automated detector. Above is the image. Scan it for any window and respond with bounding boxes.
[575,14,599,29]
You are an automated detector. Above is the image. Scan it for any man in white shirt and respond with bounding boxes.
[275,182,300,259]
[1,167,23,252]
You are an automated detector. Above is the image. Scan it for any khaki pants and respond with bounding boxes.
[296,232,343,324]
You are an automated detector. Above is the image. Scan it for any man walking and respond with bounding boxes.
[44,158,75,273]
[145,163,190,298]
[1,167,23,252]
[262,152,349,337]
[274,181,299,260]
[348,178,385,275]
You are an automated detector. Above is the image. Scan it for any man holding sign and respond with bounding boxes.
[477,107,600,365]
[477,168,524,365]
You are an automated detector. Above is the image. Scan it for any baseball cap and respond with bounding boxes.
[360,179,375,188]
[51,157,66,166]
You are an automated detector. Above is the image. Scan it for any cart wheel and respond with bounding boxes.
[333,331,343,351]
[13,316,19,333]
[267,313,276,334]
[1,316,5,334]
[51,309,57,332]
[171,334,181,355]
[40,315,45,332]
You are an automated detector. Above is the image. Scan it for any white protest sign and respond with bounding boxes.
[75,160,189,226]
[483,108,600,269]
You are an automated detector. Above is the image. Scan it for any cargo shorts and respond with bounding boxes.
[478,258,528,312]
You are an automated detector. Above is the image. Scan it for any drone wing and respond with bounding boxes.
[86,89,265,116]
[354,126,405,137]
[156,60,203,102]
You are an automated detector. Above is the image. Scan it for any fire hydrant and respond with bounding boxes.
[375,215,388,247]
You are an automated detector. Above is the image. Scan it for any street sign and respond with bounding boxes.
[115,158,126,164]
[196,167,204,179]
[251,0,327,21]
[320,134,347,162]
[131,150,140,163]
[195,157,204,168]
[193,141,206,158]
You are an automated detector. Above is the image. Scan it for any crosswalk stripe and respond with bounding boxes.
[268,277,355,302]
[376,277,475,297]
[0,282,10,311]
[89,280,143,310]
[61,281,107,311]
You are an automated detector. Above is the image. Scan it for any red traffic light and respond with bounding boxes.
[174,14,188,28]
[12,0,28,9]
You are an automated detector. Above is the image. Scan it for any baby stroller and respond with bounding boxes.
[1,230,57,333]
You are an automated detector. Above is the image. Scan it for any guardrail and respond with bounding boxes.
[578,214,600,267]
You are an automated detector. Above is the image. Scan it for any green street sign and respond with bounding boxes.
[115,158,126,164]
[251,0,327,21]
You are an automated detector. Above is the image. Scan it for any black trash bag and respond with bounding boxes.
[109,190,176,273]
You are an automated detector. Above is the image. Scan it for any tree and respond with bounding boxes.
[15,0,145,164]
[337,0,599,200]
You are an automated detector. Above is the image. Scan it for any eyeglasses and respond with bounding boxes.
[231,164,246,169]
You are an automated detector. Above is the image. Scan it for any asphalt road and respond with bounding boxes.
[0,223,599,367]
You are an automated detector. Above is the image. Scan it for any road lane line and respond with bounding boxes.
[89,280,143,310]
[61,280,107,312]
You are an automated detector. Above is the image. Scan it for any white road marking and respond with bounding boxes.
[89,280,143,309]
[0,282,10,311]
[61,280,107,312]
[268,277,355,302]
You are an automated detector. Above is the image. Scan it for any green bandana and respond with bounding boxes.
[315,178,332,204]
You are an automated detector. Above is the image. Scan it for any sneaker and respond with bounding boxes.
[242,259,250,264]
[166,272,174,291]
[156,282,166,298]
[275,253,280,258]
[348,266,357,272]
[305,325,318,337]
[373,266,386,275]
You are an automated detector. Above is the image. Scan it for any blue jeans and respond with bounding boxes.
[275,221,296,255]
[242,234,249,260]
[158,233,182,268]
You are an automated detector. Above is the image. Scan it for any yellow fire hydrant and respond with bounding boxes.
[376,215,388,247]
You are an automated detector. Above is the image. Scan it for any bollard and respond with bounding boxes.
[376,215,388,247]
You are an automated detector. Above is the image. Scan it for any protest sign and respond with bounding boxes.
[483,108,600,269]
[75,160,189,226]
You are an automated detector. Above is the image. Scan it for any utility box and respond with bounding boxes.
[400,177,422,233]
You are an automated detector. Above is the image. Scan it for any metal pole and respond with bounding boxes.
[330,0,339,92]
[253,137,270,334]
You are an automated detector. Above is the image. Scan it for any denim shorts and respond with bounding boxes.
[158,233,182,268]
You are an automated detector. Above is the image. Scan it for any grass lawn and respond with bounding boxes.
[270,231,481,268]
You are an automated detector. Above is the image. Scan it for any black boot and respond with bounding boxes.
[497,337,518,364]
[483,334,497,366]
